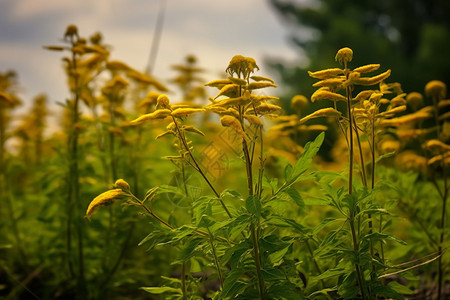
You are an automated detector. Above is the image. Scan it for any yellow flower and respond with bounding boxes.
[291,95,308,113]
[380,139,400,154]
[64,24,78,40]
[351,70,391,86]
[220,115,249,142]
[250,75,275,83]
[353,64,380,74]
[406,92,423,111]
[86,189,124,220]
[156,94,170,109]
[244,114,263,126]
[299,107,341,124]
[423,139,450,155]
[312,78,345,89]
[425,80,446,99]
[308,68,344,79]
[171,108,205,117]
[226,55,259,79]
[114,179,130,192]
[247,82,277,90]
[130,109,172,125]
[311,89,346,102]
[335,47,353,65]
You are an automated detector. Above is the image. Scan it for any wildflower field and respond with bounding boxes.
[1,6,450,299]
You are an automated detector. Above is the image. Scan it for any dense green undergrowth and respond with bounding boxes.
[0,25,449,299]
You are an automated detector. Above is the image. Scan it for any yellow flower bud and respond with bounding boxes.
[157,94,170,108]
[64,24,78,40]
[220,115,249,142]
[114,179,130,191]
[425,80,446,99]
[406,92,423,111]
[291,95,308,113]
[335,47,353,65]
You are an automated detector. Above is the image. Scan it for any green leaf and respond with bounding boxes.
[376,151,396,163]
[288,132,325,184]
[140,286,182,295]
[267,283,304,300]
[221,269,248,298]
[372,284,403,300]
[268,244,291,264]
[283,188,305,209]
[221,189,243,200]
[362,232,407,245]
[268,215,307,234]
[178,238,204,260]
[388,281,414,295]
[245,195,261,217]
[312,267,346,281]
[261,267,285,281]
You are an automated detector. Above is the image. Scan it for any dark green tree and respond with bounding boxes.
[268,0,450,108]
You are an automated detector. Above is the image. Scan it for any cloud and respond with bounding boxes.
[1,0,300,110]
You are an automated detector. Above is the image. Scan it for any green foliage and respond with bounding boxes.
[1,20,449,300]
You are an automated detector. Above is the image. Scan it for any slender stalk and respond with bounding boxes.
[251,223,265,299]
[171,116,232,218]
[437,161,448,300]
[239,100,264,299]
[350,216,367,299]
[129,193,174,229]
[208,229,224,289]
[181,261,187,300]
[344,63,366,298]
[305,240,324,287]
[66,37,86,292]
[353,121,367,187]
[346,86,354,194]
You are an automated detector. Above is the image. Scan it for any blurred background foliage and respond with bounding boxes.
[268,0,450,108]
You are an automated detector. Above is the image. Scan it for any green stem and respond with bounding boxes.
[437,161,448,300]
[67,39,85,292]
[208,228,224,289]
[239,102,264,298]
[346,84,354,195]
[251,223,265,299]
[181,261,187,300]
[305,240,324,287]
[350,216,367,299]
[171,116,232,218]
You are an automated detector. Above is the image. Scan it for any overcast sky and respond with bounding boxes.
[0,0,307,112]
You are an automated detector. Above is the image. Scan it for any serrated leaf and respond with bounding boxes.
[268,244,291,264]
[268,215,307,234]
[245,195,261,216]
[261,267,285,281]
[178,238,204,260]
[312,268,346,281]
[388,281,414,295]
[283,188,305,209]
[372,284,403,300]
[221,189,243,200]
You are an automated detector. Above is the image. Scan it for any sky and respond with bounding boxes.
[0,0,307,113]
